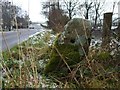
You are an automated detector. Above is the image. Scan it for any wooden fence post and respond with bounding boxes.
[118,22,120,41]
[102,12,113,49]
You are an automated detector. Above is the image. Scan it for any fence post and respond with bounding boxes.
[102,12,113,49]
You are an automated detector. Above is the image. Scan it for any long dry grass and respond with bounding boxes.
[1,3,120,88]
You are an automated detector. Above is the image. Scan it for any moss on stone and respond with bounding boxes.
[97,51,111,61]
[44,44,81,74]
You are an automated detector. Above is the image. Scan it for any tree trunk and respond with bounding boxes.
[102,12,113,49]
[94,10,98,29]
[68,1,72,20]
[85,10,89,19]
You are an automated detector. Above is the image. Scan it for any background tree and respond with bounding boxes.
[2,1,13,30]
[63,0,80,20]
[93,0,105,29]
[1,1,29,30]
[42,0,110,33]
[78,0,93,20]
[42,1,69,33]
[78,0,106,30]
[84,1,93,19]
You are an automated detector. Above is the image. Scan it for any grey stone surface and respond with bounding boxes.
[59,18,92,45]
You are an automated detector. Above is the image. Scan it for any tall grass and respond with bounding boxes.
[1,2,120,88]
[2,20,120,88]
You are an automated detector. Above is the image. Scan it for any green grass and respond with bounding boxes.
[2,31,57,88]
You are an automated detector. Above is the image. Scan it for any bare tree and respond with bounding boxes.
[94,1,100,28]
[63,0,80,20]
[42,0,69,33]
[93,0,106,29]
[78,0,93,20]
[79,0,105,29]
[84,1,93,19]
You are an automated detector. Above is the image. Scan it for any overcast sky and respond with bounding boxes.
[8,0,120,23]
[8,0,46,23]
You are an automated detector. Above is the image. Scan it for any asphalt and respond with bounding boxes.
[0,29,42,52]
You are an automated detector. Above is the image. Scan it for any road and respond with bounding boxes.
[0,29,42,51]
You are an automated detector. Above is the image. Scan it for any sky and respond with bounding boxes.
[7,0,120,23]
[8,0,47,23]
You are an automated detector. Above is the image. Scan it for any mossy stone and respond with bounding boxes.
[44,18,92,76]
